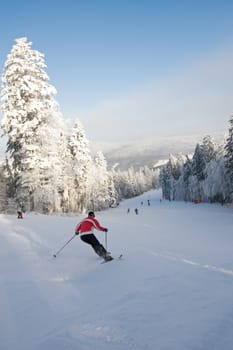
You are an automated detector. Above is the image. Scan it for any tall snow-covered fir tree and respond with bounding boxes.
[192,143,207,182]
[67,120,93,212]
[0,37,66,212]
[91,151,112,209]
[182,156,193,201]
[202,135,217,163]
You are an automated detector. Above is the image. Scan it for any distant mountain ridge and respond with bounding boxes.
[91,132,226,170]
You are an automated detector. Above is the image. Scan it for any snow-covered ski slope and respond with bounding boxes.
[1,189,233,350]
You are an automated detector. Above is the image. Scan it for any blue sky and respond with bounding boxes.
[1,0,233,143]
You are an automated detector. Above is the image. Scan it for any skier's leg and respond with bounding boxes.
[94,244,114,261]
[94,244,107,257]
[81,234,107,257]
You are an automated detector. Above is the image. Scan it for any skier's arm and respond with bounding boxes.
[75,223,81,235]
[93,218,108,232]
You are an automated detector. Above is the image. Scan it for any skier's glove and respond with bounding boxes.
[75,231,79,235]
[104,228,108,232]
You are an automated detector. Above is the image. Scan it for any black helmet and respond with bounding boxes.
[88,211,95,217]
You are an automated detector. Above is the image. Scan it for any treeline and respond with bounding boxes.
[159,123,233,204]
[0,37,159,214]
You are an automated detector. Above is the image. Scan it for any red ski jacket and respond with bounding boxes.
[75,215,106,236]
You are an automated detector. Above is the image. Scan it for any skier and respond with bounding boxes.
[17,205,23,219]
[75,211,113,261]
[17,210,23,219]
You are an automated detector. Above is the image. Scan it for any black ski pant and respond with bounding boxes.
[80,234,107,257]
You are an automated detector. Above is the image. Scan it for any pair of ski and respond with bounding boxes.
[101,254,123,264]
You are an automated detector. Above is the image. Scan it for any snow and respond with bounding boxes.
[1,189,233,350]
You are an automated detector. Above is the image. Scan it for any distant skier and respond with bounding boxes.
[135,208,139,215]
[17,205,23,219]
[75,211,113,261]
[147,199,150,206]
[17,210,23,219]
[127,208,130,214]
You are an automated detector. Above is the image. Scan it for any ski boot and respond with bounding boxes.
[104,254,114,262]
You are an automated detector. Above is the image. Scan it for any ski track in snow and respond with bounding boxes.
[142,248,233,277]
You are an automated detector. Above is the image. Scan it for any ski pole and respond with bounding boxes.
[53,234,76,258]
[105,231,108,252]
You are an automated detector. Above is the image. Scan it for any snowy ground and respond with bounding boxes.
[1,190,233,350]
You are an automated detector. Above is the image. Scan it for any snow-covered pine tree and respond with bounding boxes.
[91,151,113,210]
[159,164,171,200]
[56,127,71,212]
[182,156,193,201]
[67,120,93,212]
[0,37,65,212]
[224,115,233,200]
[192,143,207,182]
[107,170,119,208]
[202,157,226,203]
[202,135,217,163]
[159,155,178,200]
[111,165,124,200]
[198,135,221,202]
[0,160,8,212]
